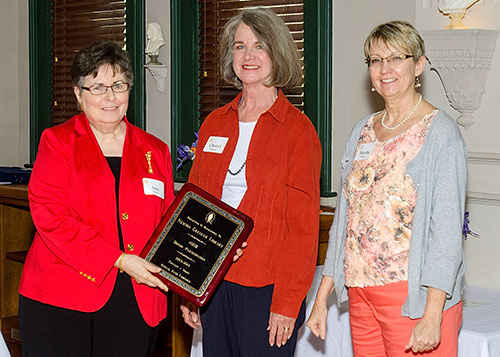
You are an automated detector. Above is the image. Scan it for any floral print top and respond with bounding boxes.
[344,110,436,287]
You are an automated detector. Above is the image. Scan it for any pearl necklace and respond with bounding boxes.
[381,94,423,131]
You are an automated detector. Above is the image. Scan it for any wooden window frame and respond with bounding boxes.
[171,0,335,197]
[29,0,145,162]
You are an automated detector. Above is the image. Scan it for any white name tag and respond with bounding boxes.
[203,136,229,154]
[142,178,164,199]
[355,142,375,161]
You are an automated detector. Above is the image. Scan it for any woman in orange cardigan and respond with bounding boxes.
[18,41,174,356]
[180,8,322,357]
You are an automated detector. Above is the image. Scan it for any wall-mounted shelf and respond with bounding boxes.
[145,64,168,92]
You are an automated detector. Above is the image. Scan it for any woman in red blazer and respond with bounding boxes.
[18,41,174,357]
[180,8,322,357]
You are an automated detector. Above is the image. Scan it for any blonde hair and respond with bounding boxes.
[219,8,303,89]
[364,21,425,61]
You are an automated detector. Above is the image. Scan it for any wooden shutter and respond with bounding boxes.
[50,0,126,125]
[198,0,304,122]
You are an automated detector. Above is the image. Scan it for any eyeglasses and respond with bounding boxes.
[365,54,414,68]
[81,82,130,95]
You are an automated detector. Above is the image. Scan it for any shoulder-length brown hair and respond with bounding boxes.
[219,8,303,89]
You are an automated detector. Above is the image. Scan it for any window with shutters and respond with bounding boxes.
[172,0,334,196]
[51,0,127,126]
[29,0,145,161]
[51,0,126,124]
[198,0,304,122]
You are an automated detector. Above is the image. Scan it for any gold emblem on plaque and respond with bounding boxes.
[205,212,215,224]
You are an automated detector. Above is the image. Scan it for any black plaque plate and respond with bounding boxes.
[140,183,253,306]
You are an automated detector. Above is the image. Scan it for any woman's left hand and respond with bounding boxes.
[232,241,247,262]
[405,315,442,353]
[267,312,296,348]
[405,287,446,353]
[180,299,202,329]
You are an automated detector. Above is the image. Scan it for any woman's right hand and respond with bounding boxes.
[116,253,169,293]
[306,301,329,340]
[306,275,335,340]
[180,299,202,329]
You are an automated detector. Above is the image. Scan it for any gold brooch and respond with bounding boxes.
[145,151,153,174]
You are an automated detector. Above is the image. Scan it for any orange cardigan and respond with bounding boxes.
[189,91,322,318]
[19,113,175,327]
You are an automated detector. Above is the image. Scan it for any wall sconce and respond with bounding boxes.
[421,29,499,129]
[438,0,481,29]
[145,65,168,92]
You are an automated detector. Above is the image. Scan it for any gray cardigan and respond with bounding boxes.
[322,110,467,319]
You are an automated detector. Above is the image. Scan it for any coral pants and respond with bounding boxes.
[347,281,462,356]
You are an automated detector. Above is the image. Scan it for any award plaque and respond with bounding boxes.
[140,183,254,306]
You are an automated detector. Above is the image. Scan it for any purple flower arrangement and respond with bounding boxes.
[176,132,198,170]
[462,211,479,239]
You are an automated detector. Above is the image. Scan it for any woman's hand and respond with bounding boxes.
[306,300,329,340]
[233,241,247,262]
[115,253,169,293]
[405,314,442,353]
[306,275,335,340]
[267,312,296,348]
[405,287,446,353]
[180,299,202,329]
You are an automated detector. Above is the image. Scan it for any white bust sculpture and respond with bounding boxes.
[438,0,480,29]
[145,23,165,64]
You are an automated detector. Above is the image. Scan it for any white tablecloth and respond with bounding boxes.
[458,287,500,357]
[294,266,352,356]
[0,333,10,357]
[191,266,500,357]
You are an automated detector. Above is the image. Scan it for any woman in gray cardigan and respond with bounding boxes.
[307,21,467,356]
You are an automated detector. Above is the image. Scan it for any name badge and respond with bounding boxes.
[355,142,375,161]
[143,178,164,199]
[203,136,229,154]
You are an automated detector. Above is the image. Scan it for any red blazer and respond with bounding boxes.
[19,113,175,327]
[189,91,322,318]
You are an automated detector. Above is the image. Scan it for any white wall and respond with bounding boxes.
[415,0,500,290]
[0,0,29,166]
[145,0,171,147]
[18,0,29,165]
[331,0,416,197]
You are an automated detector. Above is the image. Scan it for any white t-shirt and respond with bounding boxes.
[221,120,258,208]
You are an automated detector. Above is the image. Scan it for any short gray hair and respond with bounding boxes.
[71,41,134,89]
[219,8,303,89]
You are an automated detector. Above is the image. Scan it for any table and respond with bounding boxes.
[0,184,32,357]
[0,333,10,357]
[458,287,500,357]
[190,266,500,356]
